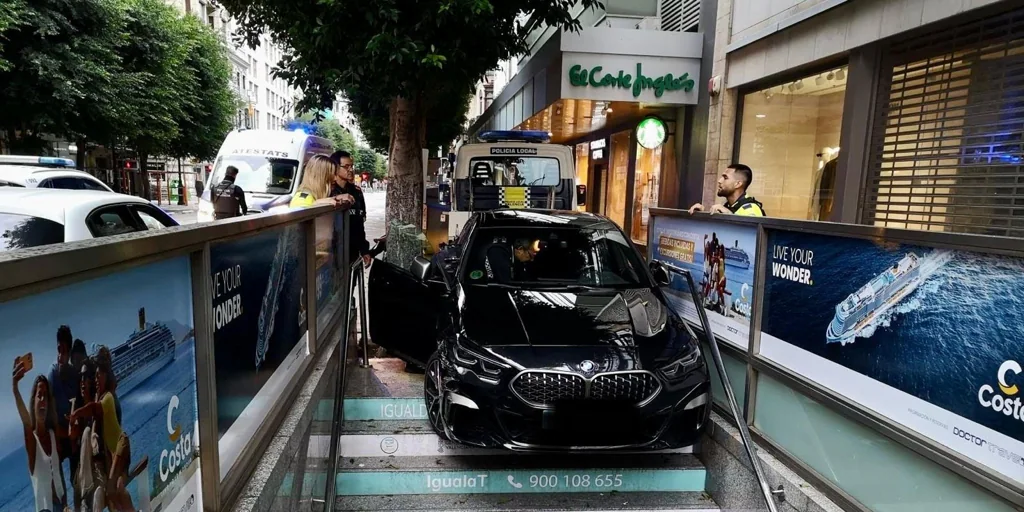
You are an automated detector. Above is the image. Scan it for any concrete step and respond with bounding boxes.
[334,492,720,510]
[335,454,707,497]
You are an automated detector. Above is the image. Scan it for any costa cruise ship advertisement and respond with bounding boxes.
[759,228,1024,486]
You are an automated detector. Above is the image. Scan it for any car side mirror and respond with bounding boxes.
[649,260,671,287]
[576,184,587,207]
[410,255,432,282]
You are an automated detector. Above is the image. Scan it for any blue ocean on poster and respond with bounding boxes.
[650,218,757,318]
[762,231,1024,443]
[0,339,198,511]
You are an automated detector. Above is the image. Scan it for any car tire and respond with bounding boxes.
[423,350,448,439]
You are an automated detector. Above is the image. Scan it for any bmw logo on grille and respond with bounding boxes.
[578,360,596,373]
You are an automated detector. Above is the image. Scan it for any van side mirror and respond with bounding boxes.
[576,184,587,207]
[649,260,671,287]
[410,255,432,282]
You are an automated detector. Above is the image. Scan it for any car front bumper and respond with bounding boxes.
[440,357,711,452]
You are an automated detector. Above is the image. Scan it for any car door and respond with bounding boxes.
[128,204,179,229]
[367,259,444,367]
[84,204,144,238]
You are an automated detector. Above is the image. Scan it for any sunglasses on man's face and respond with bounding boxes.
[339,163,354,170]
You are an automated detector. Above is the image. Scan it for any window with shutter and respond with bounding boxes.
[863,9,1024,238]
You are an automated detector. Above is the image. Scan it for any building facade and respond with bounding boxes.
[467,1,1024,510]
[706,0,1024,238]
[468,0,707,248]
[166,0,299,132]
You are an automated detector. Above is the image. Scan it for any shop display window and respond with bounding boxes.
[737,65,848,220]
[605,130,631,228]
[631,143,663,244]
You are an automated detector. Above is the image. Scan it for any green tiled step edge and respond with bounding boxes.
[317,397,427,421]
[277,468,706,496]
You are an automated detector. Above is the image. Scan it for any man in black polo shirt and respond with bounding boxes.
[330,150,370,265]
[688,163,766,217]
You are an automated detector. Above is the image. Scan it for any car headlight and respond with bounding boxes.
[659,343,702,379]
[451,338,508,381]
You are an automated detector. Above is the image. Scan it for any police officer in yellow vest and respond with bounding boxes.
[688,163,766,217]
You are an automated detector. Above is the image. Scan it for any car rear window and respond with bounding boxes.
[0,213,64,252]
[0,180,25,187]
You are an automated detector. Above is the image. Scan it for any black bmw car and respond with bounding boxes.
[367,209,711,451]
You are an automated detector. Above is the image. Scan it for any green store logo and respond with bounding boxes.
[568,63,695,99]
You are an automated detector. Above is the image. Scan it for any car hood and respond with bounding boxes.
[461,286,694,370]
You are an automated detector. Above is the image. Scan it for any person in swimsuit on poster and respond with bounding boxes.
[13,354,69,512]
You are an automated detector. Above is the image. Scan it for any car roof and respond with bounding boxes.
[475,209,612,229]
[0,188,148,224]
[0,166,104,183]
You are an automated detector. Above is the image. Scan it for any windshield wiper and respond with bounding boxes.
[471,282,520,289]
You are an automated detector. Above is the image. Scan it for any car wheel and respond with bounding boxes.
[424,351,448,438]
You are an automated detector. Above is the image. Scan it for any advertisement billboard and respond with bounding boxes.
[315,212,347,320]
[759,229,1024,485]
[0,257,201,512]
[210,223,308,436]
[649,215,758,349]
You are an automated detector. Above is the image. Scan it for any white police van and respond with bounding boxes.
[197,128,334,222]
[429,130,585,243]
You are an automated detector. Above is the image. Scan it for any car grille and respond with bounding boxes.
[511,372,586,405]
[511,371,660,407]
[591,373,661,403]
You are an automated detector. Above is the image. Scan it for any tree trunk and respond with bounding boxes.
[177,157,186,205]
[75,138,87,170]
[138,152,151,200]
[385,96,426,229]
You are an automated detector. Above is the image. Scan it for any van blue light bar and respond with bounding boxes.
[477,130,551,143]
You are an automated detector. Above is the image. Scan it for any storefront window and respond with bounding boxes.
[737,65,848,220]
[631,143,662,244]
[575,142,589,212]
[604,131,631,228]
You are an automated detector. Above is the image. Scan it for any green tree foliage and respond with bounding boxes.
[0,0,237,197]
[297,112,358,155]
[0,0,25,71]
[0,0,125,150]
[353,147,377,176]
[219,0,599,227]
[346,81,472,156]
[373,153,387,180]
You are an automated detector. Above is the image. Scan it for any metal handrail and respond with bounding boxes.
[667,263,781,512]
[321,257,364,512]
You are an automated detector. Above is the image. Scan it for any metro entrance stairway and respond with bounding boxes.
[331,357,720,511]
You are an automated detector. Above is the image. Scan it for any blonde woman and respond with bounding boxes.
[291,155,354,208]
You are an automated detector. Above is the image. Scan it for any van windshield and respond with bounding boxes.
[210,155,299,195]
[468,156,560,187]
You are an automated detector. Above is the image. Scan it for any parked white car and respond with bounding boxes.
[0,188,179,252]
[0,165,113,191]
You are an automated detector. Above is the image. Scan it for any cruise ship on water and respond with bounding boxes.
[826,253,921,344]
[724,241,751,270]
[110,308,176,395]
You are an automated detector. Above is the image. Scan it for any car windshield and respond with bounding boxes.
[0,213,63,252]
[463,226,649,289]
[468,156,560,186]
[209,155,299,195]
